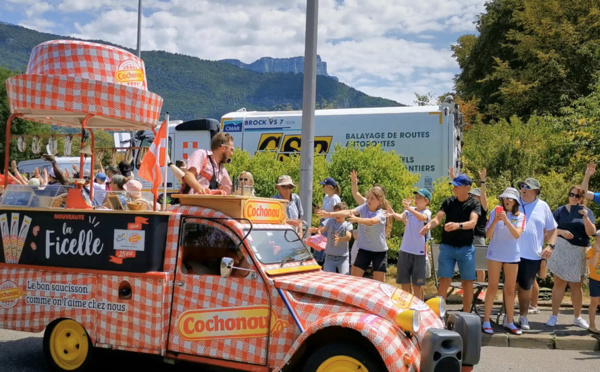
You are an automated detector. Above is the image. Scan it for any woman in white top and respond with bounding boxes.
[482,187,525,335]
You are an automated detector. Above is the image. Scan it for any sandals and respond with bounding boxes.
[482,322,493,335]
[588,327,600,335]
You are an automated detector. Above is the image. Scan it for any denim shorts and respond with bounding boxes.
[437,244,476,280]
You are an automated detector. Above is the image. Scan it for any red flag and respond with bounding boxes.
[138,120,167,195]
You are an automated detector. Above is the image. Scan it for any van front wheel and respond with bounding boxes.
[302,343,380,372]
[43,319,92,372]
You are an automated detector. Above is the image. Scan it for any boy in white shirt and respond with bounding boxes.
[388,188,432,300]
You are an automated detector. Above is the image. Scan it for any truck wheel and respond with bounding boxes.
[43,319,92,372]
[302,343,381,372]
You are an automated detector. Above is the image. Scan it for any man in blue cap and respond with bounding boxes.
[420,174,481,312]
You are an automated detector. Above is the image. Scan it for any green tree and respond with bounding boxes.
[453,0,600,120]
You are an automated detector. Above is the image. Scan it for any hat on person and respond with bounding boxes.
[275,175,296,188]
[28,177,41,186]
[413,188,432,201]
[518,177,541,190]
[118,161,133,177]
[95,172,107,182]
[450,174,473,187]
[123,179,143,198]
[319,177,338,188]
[469,188,482,197]
[498,187,520,204]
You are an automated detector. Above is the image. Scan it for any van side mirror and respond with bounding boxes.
[220,257,257,279]
[220,257,234,278]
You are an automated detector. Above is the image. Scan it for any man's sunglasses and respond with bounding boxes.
[519,184,531,190]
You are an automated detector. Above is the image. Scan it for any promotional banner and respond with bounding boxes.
[0,210,169,272]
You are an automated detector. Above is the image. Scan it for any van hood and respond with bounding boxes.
[273,271,442,331]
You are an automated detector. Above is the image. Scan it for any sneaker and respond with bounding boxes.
[482,321,493,335]
[519,316,530,330]
[506,322,523,335]
[546,315,558,327]
[574,317,590,329]
[528,306,540,314]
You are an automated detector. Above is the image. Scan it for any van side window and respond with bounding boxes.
[180,222,247,277]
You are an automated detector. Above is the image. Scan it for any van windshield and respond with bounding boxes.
[245,228,312,265]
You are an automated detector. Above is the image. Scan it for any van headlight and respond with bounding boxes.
[396,310,421,334]
[425,296,446,319]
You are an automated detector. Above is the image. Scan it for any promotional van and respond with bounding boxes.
[221,98,463,189]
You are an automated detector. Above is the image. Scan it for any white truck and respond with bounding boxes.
[125,98,463,191]
[221,97,463,189]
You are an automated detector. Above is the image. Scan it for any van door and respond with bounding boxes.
[167,218,270,365]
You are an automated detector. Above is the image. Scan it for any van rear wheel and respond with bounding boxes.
[43,319,92,372]
[302,343,380,372]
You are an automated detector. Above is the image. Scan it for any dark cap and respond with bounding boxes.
[413,188,432,200]
[118,161,133,177]
[450,174,473,187]
[318,177,338,188]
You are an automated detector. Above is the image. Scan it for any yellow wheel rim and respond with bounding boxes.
[49,320,89,370]
[317,355,369,372]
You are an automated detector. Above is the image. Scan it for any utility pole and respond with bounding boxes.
[299,0,319,229]
[136,0,142,58]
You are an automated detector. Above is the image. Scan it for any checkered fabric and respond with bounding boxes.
[6,74,162,130]
[94,273,171,354]
[273,312,420,372]
[168,275,270,365]
[268,288,301,368]
[0,267,94,333]
[0,267,173,354]
[27,40,148,90]
[273,271,444,370]
[5,40,162,131]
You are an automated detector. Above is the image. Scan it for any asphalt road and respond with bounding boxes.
[0,329,599,371]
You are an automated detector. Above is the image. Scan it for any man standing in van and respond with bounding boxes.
[183,133,234,195]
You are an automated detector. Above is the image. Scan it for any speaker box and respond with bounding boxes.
[420,328,463,372]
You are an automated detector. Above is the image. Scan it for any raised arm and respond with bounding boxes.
[349,170,366,205]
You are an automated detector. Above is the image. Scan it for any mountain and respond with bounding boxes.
[220,55,336,80]
[0,22,402,120]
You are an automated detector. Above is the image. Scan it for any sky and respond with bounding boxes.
[0,0,487,106]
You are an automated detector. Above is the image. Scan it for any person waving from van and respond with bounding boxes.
[183,133,234,195]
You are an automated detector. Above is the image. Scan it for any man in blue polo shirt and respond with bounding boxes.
[421,174,481,312]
